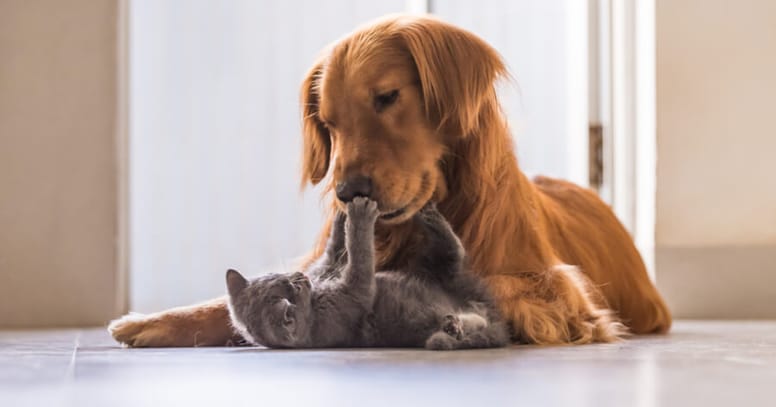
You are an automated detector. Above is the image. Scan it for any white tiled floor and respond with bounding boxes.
[1,321,774,407]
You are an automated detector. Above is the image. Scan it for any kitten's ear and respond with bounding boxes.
[226,269,248,297]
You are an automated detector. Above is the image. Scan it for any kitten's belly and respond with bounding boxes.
[369,274,458,347]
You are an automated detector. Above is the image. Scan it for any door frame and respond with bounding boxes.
[590,0,656,278]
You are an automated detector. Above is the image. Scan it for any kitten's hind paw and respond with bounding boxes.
[442,314,463,340]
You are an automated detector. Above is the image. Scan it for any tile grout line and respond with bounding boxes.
[64,330,82,381]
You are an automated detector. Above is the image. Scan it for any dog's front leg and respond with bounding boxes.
[484,266,627,344]
[109,296,241,347]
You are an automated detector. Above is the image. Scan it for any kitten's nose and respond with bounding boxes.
[335,175,373,202]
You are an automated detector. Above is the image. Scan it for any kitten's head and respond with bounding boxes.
[225,269,313,347]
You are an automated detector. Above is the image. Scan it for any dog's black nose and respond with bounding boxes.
[336,176,373,202]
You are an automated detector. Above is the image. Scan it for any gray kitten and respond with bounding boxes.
[226,197,509,350]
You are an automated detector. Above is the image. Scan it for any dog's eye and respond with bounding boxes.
[374,89,399,112]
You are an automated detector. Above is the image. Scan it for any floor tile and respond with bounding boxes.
[1,321,775,407]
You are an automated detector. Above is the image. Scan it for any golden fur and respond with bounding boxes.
[109,15,670,347]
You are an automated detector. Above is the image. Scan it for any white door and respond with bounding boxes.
[433,0,590,185]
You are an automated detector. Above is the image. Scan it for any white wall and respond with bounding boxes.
[434,0,589,185]
[655,0,776,317]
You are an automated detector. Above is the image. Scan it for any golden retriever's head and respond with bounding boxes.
[301,15,505,224]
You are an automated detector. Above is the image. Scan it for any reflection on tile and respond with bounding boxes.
[1,321,775,407]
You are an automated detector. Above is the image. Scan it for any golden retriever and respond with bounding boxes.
[109,15,670,347]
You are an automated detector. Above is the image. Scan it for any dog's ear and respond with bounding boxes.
[300,59,331,187]
[398,17,507,137]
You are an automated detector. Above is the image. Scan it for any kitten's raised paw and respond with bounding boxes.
[347,197,379,223]
[418,202,443,219]
[442,314,463,340]
[419,201,438,212]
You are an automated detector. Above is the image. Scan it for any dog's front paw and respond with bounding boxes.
[108,313,167,347]
[346,197,379,224]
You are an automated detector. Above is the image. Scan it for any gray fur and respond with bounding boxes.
[226,197,510,350]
